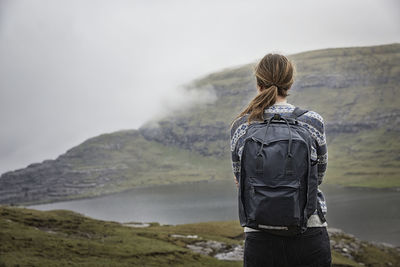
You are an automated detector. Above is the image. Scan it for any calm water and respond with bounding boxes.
[27,180,400,246]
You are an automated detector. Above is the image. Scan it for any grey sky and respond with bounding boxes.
[0,0,399,174]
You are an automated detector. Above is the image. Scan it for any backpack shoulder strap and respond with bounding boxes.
[290,106,308,119]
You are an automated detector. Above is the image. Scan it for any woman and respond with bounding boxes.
[230,53,332,267]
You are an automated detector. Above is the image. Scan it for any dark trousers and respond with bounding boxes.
[243,227,332,267]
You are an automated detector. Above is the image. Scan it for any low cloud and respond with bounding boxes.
[141,83,218,129]
[165,83,218,112]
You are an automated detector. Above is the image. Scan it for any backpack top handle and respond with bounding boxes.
[263,106,308,122]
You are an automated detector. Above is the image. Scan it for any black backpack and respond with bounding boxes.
[238,107,326,236]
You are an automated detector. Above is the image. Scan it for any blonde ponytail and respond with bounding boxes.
[233,85,278,124]
[231,53,294,126]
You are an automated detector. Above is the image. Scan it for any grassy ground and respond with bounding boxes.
[1,206,399,266]
[0,206,240,267]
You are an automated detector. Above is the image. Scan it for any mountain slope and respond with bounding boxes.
[1,43,399,205]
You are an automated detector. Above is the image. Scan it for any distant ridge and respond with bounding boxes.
[1,43,399,205]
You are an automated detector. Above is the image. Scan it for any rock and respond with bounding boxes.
[170,234,198,239]
[214,245,244,261]
[122,222,150,228]
[185,239,244,261]
[186,244,213,255]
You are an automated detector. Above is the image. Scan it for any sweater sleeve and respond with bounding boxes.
[230,115,249,183]
[230,120,241,183]
[316,118,328,185]
[231,148,241,182]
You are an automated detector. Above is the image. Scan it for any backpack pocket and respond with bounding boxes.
[245,178,301,227]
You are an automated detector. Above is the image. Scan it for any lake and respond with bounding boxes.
[27,180,400,246]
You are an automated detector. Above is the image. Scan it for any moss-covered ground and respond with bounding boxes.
[1,206,399,266]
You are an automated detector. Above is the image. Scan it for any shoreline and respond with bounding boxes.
[14,178,400,208]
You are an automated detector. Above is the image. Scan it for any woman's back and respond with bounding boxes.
[230,101,328,232]
[229,53,331,266]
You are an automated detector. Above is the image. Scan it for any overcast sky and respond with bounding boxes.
[0,0,399,174]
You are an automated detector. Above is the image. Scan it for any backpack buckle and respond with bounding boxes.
[273,114,281,120]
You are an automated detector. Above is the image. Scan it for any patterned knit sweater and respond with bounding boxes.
[230,102,328,232]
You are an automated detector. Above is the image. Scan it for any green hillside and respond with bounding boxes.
[140,43,400,188]
[1,205,399,266]
[1,43,399,205]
